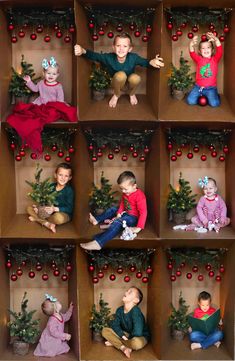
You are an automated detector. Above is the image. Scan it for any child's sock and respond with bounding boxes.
[214,341,221,348]
[80,240,101,250]
[89,213,98,226]
[191,343,202,350]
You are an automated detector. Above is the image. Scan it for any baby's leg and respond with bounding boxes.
[109,71,127,108]
[128,73,141,105]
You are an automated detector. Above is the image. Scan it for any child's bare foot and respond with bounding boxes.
[105,341,113,347]
[89,213,98,226]
[80,240,101,250]
[214,341,221,348]
[28,216,36,222]
[32,205,38,214]
[191,343,202,350]
[122,347,132,358]
[43,222,56,233]
[130,94,138,105]
[109,94,119,108]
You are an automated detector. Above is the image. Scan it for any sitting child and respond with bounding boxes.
[23,56,64,104]
[74,32,164,108]
[187,32,222,107]
[80,171,147,250]
[27,163,74,233]
[189,291,223,350]
[187,176,230,232]
[34,294,73,357]
[102,287,150,359]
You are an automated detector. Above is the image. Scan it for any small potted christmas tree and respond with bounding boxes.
[89,293,113,342]
[89,63,111,101]
[168,52,194,100]
[167,173,197,224]
[25,164,58,219]
[8,292,40,355]
[168,292,190,341]
[89,172,117,215]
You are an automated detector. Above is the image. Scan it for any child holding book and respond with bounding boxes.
[189,291,223,350]
[102,287,150,358]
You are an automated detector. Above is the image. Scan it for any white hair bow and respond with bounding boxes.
[42,57,57,70]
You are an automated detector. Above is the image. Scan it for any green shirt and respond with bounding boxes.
[84,50,149,76]
[52,183,74,219]
[111,305,150,340]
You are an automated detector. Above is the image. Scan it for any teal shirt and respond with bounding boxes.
[84,50,149,76]
[52,183,74,219]
[111,305,150,341]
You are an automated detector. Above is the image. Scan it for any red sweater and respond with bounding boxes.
[193,307,216,319]
[117,189,147,229]
[190,45,222,87]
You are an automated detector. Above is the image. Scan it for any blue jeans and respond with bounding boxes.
[189,330,223,349]
[94,206,138,248]
[187,85,220,107]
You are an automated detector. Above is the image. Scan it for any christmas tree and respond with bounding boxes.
[8,292,40,344]
[168,52,194,92]
[89,172,117,214]
[89,293,113,333]
[168,292,190,333]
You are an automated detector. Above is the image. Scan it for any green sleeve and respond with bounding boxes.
[110,308,124,338]
[84,49,109,66]
[130,307,145,338]
[134,53,149,68]
[58,186,74,217]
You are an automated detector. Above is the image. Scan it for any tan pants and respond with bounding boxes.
[26,206,70,226]
[102,327,147,351]
[111,71,141,97]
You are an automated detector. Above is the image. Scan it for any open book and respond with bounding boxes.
[188,309,220,336]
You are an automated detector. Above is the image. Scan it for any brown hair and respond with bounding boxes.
[199,40,216,56]
[117,171,136,185]
[41,300,55,316]
[207,177,217,187]
[198,291,211,302]
[131,286,143,305]
[113,32,133,46]
[55,162,72,175]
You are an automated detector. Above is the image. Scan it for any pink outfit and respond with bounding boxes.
[193,307,216,319]
[34,307,72,357]
[117,189,147,229]
[191,194,230,231]
[190,45,223,87]
[26,79,64,105]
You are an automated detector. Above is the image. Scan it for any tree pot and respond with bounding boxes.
[14,95,30,104]
[172,211,187,224]
[95,208,105,216]
[13,341,29,355]
[92,331,103,342]
[92,89,105,101]
[171,329,185,341]
[38,206,51,219]
[172,89,185,101]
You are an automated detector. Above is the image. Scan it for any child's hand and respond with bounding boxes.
[23,75,31,83]
[219,318,223,326]
[149,54,164,68]
[65,333,71,341]
[74,44,85,56]
[188,326,192,333]
[129,227,141,234]
[191,36,198,46]
[122,335,128,341]
[69,302,74,309]
[44,206,55,215]
[207,32,221,46]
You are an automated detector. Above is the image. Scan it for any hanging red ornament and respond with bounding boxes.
[11,274,18,282]
[89,21,95,29]
[186,272,192,279]
[98,271,104,279]
[209,144,215,152]
[108,153,114,160]
[205,263,211,271]
[44,154,51,161]
[65,156,71,162]
[51,144,57,152]
[167,263,173,270]
[201,154,207,161]
[98,27,105,36]
[109,274,116,281]
[211,151,217,158]
[114,146,120,153]
[6,260,12,268]
[201,34,207,41]
[134,30,141,37]
[219,35,225,42]
[61,274,68,281]
[107,31,114,39]
[11,35,18,43]
[146,25,152,33]
[142,35,149,42]
[144,145,150,154]
[116,24,123,32]
[56,31,63,38]
[29,271,35,279]
[10,142,16,150]
[129,23,135,31]
[132,151,138,158]
[215,275,222,282]
[176,269,181,277]
[18,29,25,38]
[170,274,176,282]
[30,33,37,41]
[209,23,215,31]
[122,154,128,161]
[103,264,109,270]
[64,35,71,43]
[42,273,48,281]
[136,271,142,279]
[176,149,182,157]
[171,154,177,161]
[142,276,149,283]
[30,152,37,160]
[198,274,204,281]
[54,24,59,31]
[92,154,98,162]
[53,269,60,277]
[198,95,208,106]
[193,145,199,153]
[176,29,183,37]
[36,25,43,33]
[219,155,225,162]
[117,267,123,274]
[15,154,22,162]
[88,264,95,272]
[181,22,187,28]
[68,145,75,154]
[188,32,194,39]
[223,145,229,153]
[92,276,99,284]
[69,25,75,33]
[192,265,198,273]
[8,23,15,31]
[130,265,136,272]
[167,22,173,30]
[124,275,131,282]
[180,262,185,268]
[187,152,193,159]
[51,261,56,270]
[192,25,198,32]
[139,155,146,162]
[21,260,26,267]
[219,265,225,273]
[171,34,178,41]
[89,143,94,150]
[57,150,64,158]
[16,268,23,276]
[44,35,51,43]
[66,263,72,272]
[129,144,134,152]
[223,25,230,33]
[97,149,103,157]
[208,270,214,278]
[146,266,153,275]
[167,142,173,150]
[36,262,42,271]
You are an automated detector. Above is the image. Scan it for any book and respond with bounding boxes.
[188,309,220,336]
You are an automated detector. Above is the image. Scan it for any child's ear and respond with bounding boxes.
[128,46,133,53]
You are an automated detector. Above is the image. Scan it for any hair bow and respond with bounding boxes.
[45,293,57,302]
[198,176,209,188]
[42,57,57,70]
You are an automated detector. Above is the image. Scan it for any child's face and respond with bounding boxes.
[119,179,137,196]
[113,37,132,60]
[55,168,72,187]
[122,288,139,304]
[44,66,59,83]
[200,42,213,58]
[198,299,211,312]
[203,180,217,198]
[54,301,62,313]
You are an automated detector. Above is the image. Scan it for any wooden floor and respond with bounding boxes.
[0,349,77,361]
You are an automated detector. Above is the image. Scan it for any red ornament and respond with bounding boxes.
[61,274,68,281]
[64,35,71,43]
[11,274,18,282]
[107,31,114,39]
[188,32,194,39]
[187,152,193,159]
[129,144,134,152]
[89,21,95,29]
[208,270,215,278]
[18,30,25,38]
[146,266,153,275]
[129,23,135,31]
[117,267,123,274]
[51,144,57,152]
[92,34,99,41]
[21,260,26,267]
[15,154,22,162]
[10,142,16,150]
[92,276,99,284]
[36,25,43,33]
[109,274,116,281]
[136,271,142,279]
[167,142,173,150]
[172,34,178,41]
[51,261,56,270]
[198,274,204,281]
[19,149,25,157]
[142,276,149,283]
[36,263,42,271]
[215,275,222,282]
[88,264,95,272]
[57,150,64,158]
[68,145,75,154]
[132,151,138,158]
[8,23,15,31]
[181,22,187,28]
[30,33,37,40]
[176,29,183,36]
[142,35,149,42]
[98,271,104,279]
[205,264,211,271]
[134,30,141,37]
[192,265,198,273]
[103,264,109,270]
[180,262,185,268]
[223,145,229,153]
[122,154,128,161]
[108,153,114,160]
[130,265,136,272]
[186,272,192,279]
[116,24,123,32]
[209,144,215,150]
[139,155,146,162]
[209,23,215,31]
[201,154,207,161]
[6,260,12,268]
[54,24,59,31]
[69,25,75,33]
[219,35,225,42]
[114,146,120,153]
[198,95,208,106]
[29,271,35,279]
[170,274,176,282]
[97,149,103,157]
[171,154,177,161]
[92,155,98,162]
[219,265,225,273]
[16,268,23,276]
[146,25,152,33]
[65,156,71,162]
[176,269,181,277]
[11,35,18,43]
[144,145,150,154]
[176,149,182,157]
[53,269,60,277]
[211,151,217,158]
[124,275,131,282]
[98,27,105,36]
[167,22,173,30]
[167,263,173,270]
[223,25,230,33]
[56,31,63,38]
[66,263,72,272]
[44,35,51,43]
[31,152,37,160]
[44,154,51,161]
[201,34,207,41]
[219,155,225,162]
[213,31,218,37]
[192,25,198,32]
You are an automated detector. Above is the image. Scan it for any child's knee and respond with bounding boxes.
[186,95,198,105]
[51,212,69,225]
[113,71,127,82]
[101,327,111,339]
[215,330,223,341]
[129,337,146,350]
[208,98,220,107]
[128,73,141,85]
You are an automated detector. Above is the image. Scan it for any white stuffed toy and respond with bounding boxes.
[120,220,137,241]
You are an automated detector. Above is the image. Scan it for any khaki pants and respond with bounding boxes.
[102,327,147,351]
[111,71,141,97]
[26,206,70,226]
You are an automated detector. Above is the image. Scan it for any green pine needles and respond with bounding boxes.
[8,292,40,344]
[168,52,194,92]
[89,63,111,91]
[167,173,197,214]
[89,172,117,214]
[168,292,190,333]
[26,164,58,206]
[89,293,113,333]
